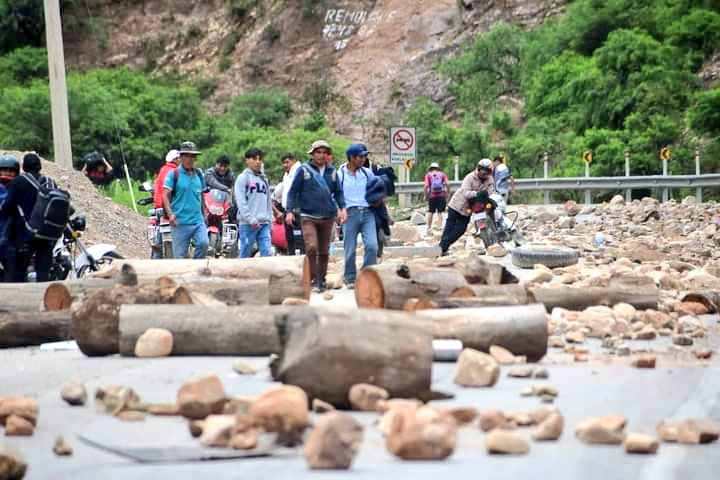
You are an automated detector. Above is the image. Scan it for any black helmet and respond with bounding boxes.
[0,154,20,184]
[216,154,231,165]
[83,151,104,166]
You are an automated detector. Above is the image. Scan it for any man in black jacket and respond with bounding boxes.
[0,153,55,282]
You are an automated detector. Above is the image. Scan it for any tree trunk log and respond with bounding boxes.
[274,308,434,407]
[113,304,546,363]
[0,311,71,348]
[530,286,659,312]
[680,291,719,313]
[413,304,548,362]
[435,257,519,285]
[93,256,310,304]
[355,264,475,309]
[404,284,534,310]
[119,305,285,356]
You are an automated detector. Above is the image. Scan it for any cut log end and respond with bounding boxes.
[44,283,73,311]
[355,269,384,309]
[449,287,475,298]
[172,287,194,305]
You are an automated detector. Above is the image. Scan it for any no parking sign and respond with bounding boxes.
[390,127,416,165]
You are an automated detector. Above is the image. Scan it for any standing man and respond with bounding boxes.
[0,153,59,281]
[0,154,20,280]
[162,141,208,259]
[338,144,378,289]
[154,149,179,209]
[439,158,495,256]
[204,154,235,194]
[424,162,449,236]
[280,153,303,255]
[234,148,273,258]
[493,155,515,203]
[286,140,347,292]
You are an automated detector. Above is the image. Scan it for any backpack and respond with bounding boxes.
[170,167,205,199]
[22,173,71,241]
[429,172,445,198]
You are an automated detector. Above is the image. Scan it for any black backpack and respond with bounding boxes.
[22,173,71,241]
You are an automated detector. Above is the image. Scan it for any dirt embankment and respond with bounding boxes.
[1,151,149,259]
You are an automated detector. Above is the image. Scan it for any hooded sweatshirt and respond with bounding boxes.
[234,168,272,225]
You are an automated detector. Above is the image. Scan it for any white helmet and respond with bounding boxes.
[477,158,493,171]
[165,149,180,163]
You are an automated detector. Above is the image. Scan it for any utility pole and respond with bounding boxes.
[44,0,73,168]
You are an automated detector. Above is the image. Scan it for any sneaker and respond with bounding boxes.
[345,282,355,290]
[440,250,449,257]
[311,279,320,293]
[318,281,327,292]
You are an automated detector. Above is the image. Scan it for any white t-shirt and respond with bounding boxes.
[281,161,301,209]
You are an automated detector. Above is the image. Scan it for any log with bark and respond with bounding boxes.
[530,286,658,312]
[273,307,435,407]
[404,284,534,310]
[119,305,285,356]
[680,291,719,313]
[355,263,476,309]
[93,256,310,304]
[435,257,519,285]
[0,311,71,348]
[112,304,547,363]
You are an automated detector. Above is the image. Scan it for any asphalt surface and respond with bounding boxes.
[2,253,719,479]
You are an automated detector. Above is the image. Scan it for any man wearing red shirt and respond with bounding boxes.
[154,149,180,208]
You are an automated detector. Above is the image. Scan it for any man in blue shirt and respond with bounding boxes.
[337,143,378,288]
[163,141,208,259]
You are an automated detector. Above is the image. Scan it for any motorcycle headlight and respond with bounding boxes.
[70,216,86,232]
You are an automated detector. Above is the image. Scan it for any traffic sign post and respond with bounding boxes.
[583,151,592,205]
[543,152,549,205]
[624,150,631,203]
[390,127,416,207]
[660,147,671,202]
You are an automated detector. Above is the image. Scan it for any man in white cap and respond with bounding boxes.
[423,161,449,236]
[286,140,347,292]
[154,149,180,209]
[439,158,495,256]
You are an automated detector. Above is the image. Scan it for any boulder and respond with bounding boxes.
[60,382,87,406]
[485,429,530,454]
[657,419,720,444]
[4,415,33,436]
[532,413,564,441]
[348,384,389,412]
[304,412,364,470]
[624,433,659,454]
[53,437,73,456]
[489,345,518,365]
[176,374,226,419]
[199,415,236,447]
[454,349,500,387]
[0,444,26,480]
[134,328,174,357]
[249,385,309,445]
[410,212,426,225]
[0,397,38,427]
[575,415,626,444]
[478,409,513,432]
[386,407,457,460]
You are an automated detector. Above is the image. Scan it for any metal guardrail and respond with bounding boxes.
[395,174,720,194]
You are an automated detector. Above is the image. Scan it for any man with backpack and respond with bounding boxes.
[234,148,273,258]
[0,154,20,280]
[424,162,449,236]
[286,140,347,292]
[337,144,378,289]
[0,152,70,282]
[162,141,208,259]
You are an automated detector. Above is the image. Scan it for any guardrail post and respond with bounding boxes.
[695,149,702,203]
[453,156,459,182]
[399,164,410,208]
[584,161,591,205]
[662,156,669,202]
[543,152,549,205]
[624,150,631,203]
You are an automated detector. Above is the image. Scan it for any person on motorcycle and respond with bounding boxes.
[438,158,495,257]
[80,151,114,186]
[204,155,235,193]
[154,149,180,209]
[0,154,20,280]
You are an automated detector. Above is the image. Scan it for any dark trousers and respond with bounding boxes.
[439,208,470,253]
[284,216,304,255]
[0,243,13,282]
[7,238,54,282]
[301,217,334,284]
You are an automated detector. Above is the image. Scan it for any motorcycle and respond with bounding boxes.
[470,192,525,248]
[138,181,173,259]
[45,215,122,281]
[203,188,238,258]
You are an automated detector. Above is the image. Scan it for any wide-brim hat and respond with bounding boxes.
[307,140,332,155]
[179,141,201,155]
[428,162,440,170]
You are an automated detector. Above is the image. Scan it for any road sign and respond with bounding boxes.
[660,147,672,161]
[583,150,593,163]
[404,158,415,170]
[390,127,416,165]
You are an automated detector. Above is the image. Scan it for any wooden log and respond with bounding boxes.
[530,286,659,312]
[680,291,719,313]
[93,256,310,304]
[274,308,434,407]
[413,304,548,362]
[0,311,71,348]
[114,304,547,363]
[119,305,285,356]
[355,264,475,310]
[405,284,534,310]
[435,257,519,285]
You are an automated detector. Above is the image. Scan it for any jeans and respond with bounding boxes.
[439,208,470,254]
[6,238,53,282]
[239,223,271,258]
[301,217,335,285]
[342,207,378,283]
[171,223,208,259]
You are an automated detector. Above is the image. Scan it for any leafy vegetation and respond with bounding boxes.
[410,0,720,184]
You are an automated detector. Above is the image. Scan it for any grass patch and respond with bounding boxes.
[99,179,144,212]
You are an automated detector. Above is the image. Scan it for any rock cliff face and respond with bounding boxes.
[63,0,569,146]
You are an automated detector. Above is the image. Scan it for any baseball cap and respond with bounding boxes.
[346,143,369,158]
[165,149,180,163]
[178,141,201,155]
[307,140,332,155]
